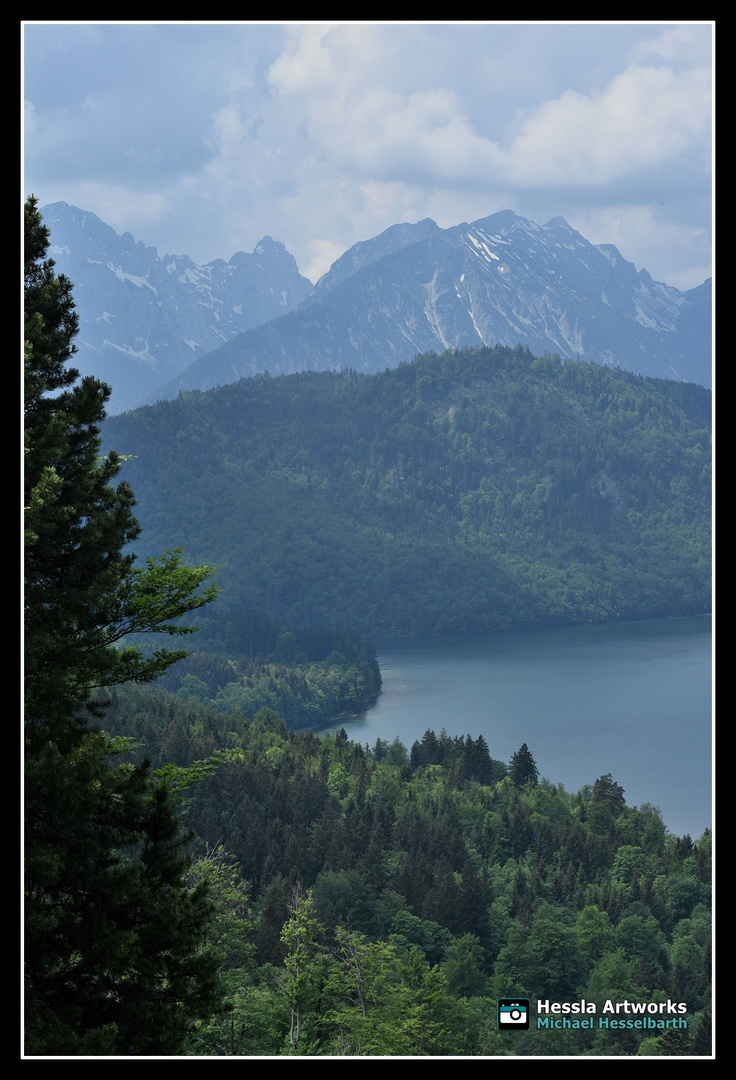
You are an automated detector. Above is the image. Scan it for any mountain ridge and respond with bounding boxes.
[154,209,710,401]
[42,203,712,411]
[41,201,313,412]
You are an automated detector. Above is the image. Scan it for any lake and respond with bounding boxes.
[327,616,712,839]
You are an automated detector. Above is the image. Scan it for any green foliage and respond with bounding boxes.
[441,934,489,998]
[24,733,223,1055]
[187,846,254,969]
[102,687,711,1056]
[104,344,711,637]
[280,887,326,1052]
[575,906,615,968]
[24,198,222,1055]
[594,773,627,815]
[25,207,217,752]
[156,612,381,730]
[24,196,79,405]
[324,928,401,1053]
[510,742,539,787]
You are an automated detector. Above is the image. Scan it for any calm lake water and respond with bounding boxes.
[329,616,712,839]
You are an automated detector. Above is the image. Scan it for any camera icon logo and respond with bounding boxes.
[498,998,530,1030]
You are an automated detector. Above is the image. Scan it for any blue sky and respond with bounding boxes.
[23,22,713,290]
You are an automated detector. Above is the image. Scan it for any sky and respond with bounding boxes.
[23,21,713,290]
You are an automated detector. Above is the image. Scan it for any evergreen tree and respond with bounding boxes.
[25,735,223,1055]
[24,197,222,1055]
[24,195,218,751]
[592,773,626,815]
[509,742,539,787]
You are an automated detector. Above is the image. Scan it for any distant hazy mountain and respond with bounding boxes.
[41,202,312,412]
[155,210,711,400]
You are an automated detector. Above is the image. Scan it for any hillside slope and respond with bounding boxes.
[105,345,711,636]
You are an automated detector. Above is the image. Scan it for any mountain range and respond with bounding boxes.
[43,203,712,412]
[41,202,312,412]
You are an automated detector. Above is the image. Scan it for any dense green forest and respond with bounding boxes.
[105,345,711,636]
[103,688,712,1056]
[101,337,711,1058]
[154,610,382,730]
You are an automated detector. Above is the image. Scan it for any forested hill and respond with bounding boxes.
[104,344,711,637]
[102,691,712,1056]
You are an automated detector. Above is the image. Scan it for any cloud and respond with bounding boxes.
[23,22,712,290]
[252,24,712,205]
[509,61,711,187]
[263,27,501,184]
[632,24,713,66]
[266,22,340,94]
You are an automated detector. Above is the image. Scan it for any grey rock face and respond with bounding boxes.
[42,202,313,412]
[160,210,710,399]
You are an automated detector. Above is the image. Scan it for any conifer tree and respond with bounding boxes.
[24,197,222,1055]
[24,196,219,748]
[509,742,539,787]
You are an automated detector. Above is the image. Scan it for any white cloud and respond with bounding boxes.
[267,23,340,95]
[632,24,713,66]
[508,62,711,186]
[304,237,344,284]
[252,24,712,198]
